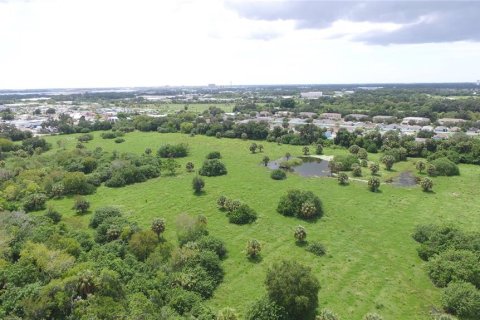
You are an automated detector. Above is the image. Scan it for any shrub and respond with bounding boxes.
[246,239,261,258]
[360,159,368,167]
[217,195,227,209]
[114,137,125,144]
[416,160,426,173]
[421,177,433,192]
[101,132,117,139]
[357,148,368,160]
[349,145,360,154]
[427,164,437,177]
[63,172,94,195]
[245,297,287,320]
[315,144,323,155]
[176,214,208,246]
[271,169,287,180]
[192,176,205,194]
[129,230,158,261]
[294,226,307,242]
[430,158,460,176]
[90,206,122,228]
[262,156,270,166]
[306,241,326,256]
[224,198,241,212]
[73,196,90,214]
[338,172,349,185]
[151,218,166,240]
[441,281,480,319]
[217,308,239,320]
[265,260,320,319]
[368,177,381,192]
[363,313,383,320]
[199,159,227,177]
[277,189,323,219]
[157,143,189,158]
[316,308,340,320]
[78,133,94,142]
[206,151,221,159]
[197,236,227,259]
[23,193,47,212]
[228,204,257,225]
[369,162,380,175]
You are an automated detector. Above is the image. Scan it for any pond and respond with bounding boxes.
[267,156,331,177]
[392,171,417,187]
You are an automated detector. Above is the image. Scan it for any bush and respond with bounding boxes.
[245,297,287,320]
[157,143,189,158]
[333,155,359,171]
[427,249,480,288]
[228,204,257,225]
[23,193,47,212]
[129,230,158,261]
[185,162,195,172]
[317,308,340,320]
[427,164,437,177]
[338,172,349,185]
[306,241,326,256]
[368,177,381,192]
[101,132,117,139]
[197,236,227,259]
[246,239,261,258]
[114,137,125,144]
[352,164,362,177]
[206,151,221,159]
[90,206,122,228]
[277,189,323,219]
[45,207,62,223]
[73,196,90,214]
[430,158,460,176]
[63,172,95,195]
[381,155,395,170]
[192,176,205,193]
[441,281,480,319]
[271,169,287,180]
[78,133,94,142]
[363,313,383,320]
[217,195,227,209]
[199,159,227,177]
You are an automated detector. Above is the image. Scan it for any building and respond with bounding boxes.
[373,115,396,123]
[320,112,342,120]
[401,117,431,125]
[437,118,466,126]
[300,91,323,99]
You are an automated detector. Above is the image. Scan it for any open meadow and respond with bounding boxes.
[43,131,480,319]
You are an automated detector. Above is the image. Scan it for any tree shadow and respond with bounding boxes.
[295,240,308,248]
[194,190,206,196]
[422,190,436,194]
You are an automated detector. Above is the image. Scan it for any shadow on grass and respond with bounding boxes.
[295,240,308,248]
[194,190,206,196]
[247,255,263,263]
[422,190,436,194]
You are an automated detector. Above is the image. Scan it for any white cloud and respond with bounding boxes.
[0,0,479,89]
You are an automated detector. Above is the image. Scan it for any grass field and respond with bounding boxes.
[43,132,480,319]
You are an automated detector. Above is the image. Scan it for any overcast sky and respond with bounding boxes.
[0,0,479,89]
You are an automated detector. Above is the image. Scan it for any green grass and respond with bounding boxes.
[43,132,480,319]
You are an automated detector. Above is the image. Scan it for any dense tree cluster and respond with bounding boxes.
[277,189,323,220]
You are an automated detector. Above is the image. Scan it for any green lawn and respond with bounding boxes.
[43,132,480,319]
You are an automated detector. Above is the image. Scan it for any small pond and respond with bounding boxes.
[267,156,331,177]
[392,171,417,187]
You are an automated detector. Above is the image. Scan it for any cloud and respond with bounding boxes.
[226,0,480,44]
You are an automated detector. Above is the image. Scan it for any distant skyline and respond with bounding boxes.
[1,0,479,89]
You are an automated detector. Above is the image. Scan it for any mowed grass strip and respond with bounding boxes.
[43,131,480,319]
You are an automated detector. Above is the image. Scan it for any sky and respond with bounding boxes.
[0,0,479,89]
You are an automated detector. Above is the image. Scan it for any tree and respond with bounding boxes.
[245,297,287,320]
[23,193,47,212]
[349,145,360,154]
[241,133,248,140]
[302,146,310,155]
[442,281,480,319]
[186,162,195,172]
[381,155,395,170]
[151,218,166,240]
[352,164,362,177]
[199,159,227,177]
[421,177,433,192]
[228,204,257,225]
[265,260,320,319]
[285,152,291,160]
[427,164,437,177]
[258,144,264,152]
[144,148,152,155]
[249,143,258,154]
[315,144,323,155]
[357,148,368,160]
[262,156,270,166]
[368,177,381,192]
[271,169,287,180]
[162,158,181,176]
[192,176,205,194]
[369,162,380,175]
[73,196,90,214]
[427,249,480,288]
[294,226,307,242]
[277,189,323,219]
[45,207,62,224]
[416,160,426,173]
[246,239,261,258]
[316,308,340,320]
[338,172,349,185]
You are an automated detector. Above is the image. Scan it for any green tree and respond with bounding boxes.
[416,160,426,173]
[265,260,320,319]
[368,177,381,192]
[258,144,264,152]
[151,218,166,240]
[352,164,362,177]
[262,156,270,166]
[338,172,349,185]
[245,297,287,320]
[315,144,323,155]
[129,230,157,261]
[73,196,90,214]
[192,176,205,194]
[162,158,181,176]
[369,162,380,175]
[285,152,291,160]
[442,281,480,319]
[316,308,340,320]
[302,146,310,155]
[246,239,261,259]
[186,161,195,172]
[381,155,395,170]
[294,226,307,243]
[249,143,258,154]
[421,177,433,192]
